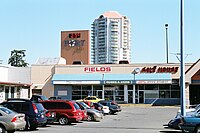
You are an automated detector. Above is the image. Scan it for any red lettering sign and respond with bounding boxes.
[84,67,111,73]
[140,66,179,74]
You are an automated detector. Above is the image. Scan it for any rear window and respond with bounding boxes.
[0,107,13,114]
[42,102,72,109]
[35,103,45,111]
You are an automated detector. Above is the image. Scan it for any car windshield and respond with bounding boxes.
[80,102,90,109]
[73,103,81,110]
[0,107,14,114]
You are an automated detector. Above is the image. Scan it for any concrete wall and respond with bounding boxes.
[31,65,55,97]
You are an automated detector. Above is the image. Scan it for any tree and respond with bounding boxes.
[8,49,29,67]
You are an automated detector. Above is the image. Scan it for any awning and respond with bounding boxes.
[52,73,172,85]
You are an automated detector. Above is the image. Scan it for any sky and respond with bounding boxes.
[0,0,200,65]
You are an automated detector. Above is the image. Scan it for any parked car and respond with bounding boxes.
[43,110,56,126]
[83,101,95,109]
[165,117,182,130]
[79,96,104,103]
[0,99,47,130]
[0,106,26,133]
[98,100,121,114]
[93,102,110,114]
[30,94,48,102]
[39,100,82,125]
[74,102,88,121]
[48,96,62,100]
[179,112,200,133]
[77,101,103,122]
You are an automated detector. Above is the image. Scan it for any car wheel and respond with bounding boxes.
[29,124,38,131]
[0,126,5,133]
[58,117,69,125]
[7,131,15,133]
[196,126,200,133]
[25,118,30,130]
[87,114,94,121]
[41,122,47,127]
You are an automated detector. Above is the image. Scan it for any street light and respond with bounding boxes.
[180,0,186,116]
[132,68,140,104]
[165,24,169,64]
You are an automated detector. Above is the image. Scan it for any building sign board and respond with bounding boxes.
[84,67,111,73]
[140,66,178,74]
[53,81,100,85]
[104,80,132,84]
[136,80,172,84]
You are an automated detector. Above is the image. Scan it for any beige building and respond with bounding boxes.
[30,58,200,105]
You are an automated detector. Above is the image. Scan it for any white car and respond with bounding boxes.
[93,102,110,114]
[102,105,110,114]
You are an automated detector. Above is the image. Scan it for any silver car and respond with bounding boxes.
[0,106,26,133]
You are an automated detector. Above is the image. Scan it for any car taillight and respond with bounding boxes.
[32,104,38,114]
[11,117,17,122]
[46,112,51,117]
[98,107,101,111]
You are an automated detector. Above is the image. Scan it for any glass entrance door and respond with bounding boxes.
[128,90,133,103]
[138,91,144,103]
[96,90,103,99]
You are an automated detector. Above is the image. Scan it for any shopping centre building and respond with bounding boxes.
[31,59,200,105]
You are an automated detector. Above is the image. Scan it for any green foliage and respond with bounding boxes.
[8,49,29,67]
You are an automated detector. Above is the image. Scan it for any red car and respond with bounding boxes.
[83,100,95,109]
[40,100,82,125]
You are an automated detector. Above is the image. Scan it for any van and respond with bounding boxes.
[40,100,82,125]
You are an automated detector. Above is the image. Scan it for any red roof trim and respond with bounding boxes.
[0,82,31,86]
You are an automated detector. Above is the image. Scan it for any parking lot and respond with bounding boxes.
[14,105,182,133]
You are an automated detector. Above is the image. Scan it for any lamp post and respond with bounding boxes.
[165,24,169,64]
[180,0,186,116]
[132,68,140,104]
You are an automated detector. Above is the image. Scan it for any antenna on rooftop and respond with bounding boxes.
[171,53,192,62]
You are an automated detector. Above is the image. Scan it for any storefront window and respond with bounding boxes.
[145,84,158,90]
[5,86,9,100]
[72,85,81,100]
[171,91,180,98]
[159,84,170,90]
[138,84,145,90]
[93,85,103,98]
[128,85,133,90]
[82,85,92,98]
[11,87,15,98]
[145,90,159,98]
[159,91,170,98]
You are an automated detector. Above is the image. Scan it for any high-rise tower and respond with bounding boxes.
[91,11,131,64]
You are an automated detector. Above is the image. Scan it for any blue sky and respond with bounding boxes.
[0,0,199,65]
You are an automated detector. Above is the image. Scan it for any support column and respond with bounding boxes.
[102,85,104,99]
[185,84,190,106]
[124,85,128,103]
[133,84,136,104]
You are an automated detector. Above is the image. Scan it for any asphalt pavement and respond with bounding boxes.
[16,105,182,133]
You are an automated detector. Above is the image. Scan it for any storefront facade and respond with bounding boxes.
[48,61,197,105]
[0,65,31,103]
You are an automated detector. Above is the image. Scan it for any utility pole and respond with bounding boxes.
[165,24,169,64]
[180,0,186,116]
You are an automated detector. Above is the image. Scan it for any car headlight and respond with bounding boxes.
[180,117,185,124]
